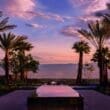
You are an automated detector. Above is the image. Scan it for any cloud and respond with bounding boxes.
[61,25,93,42]
[63,16,74,20]
[61,0,110,38]
[0,0,36,19]
[84,0,108,14]
[61,0,109,39]
[26,11,51,19]
[38,12,74,22]
[78,15,100,23]
[0,0,73,22]
[95,10,110,17]
[25,23,46,29]
[69,0,89,8]
[70,0,109,13]
[61,25,79,37]
[25,11,66,22]
[48,13,64,22]
[69,0,109,21]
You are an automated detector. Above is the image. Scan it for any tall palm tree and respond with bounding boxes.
[78,18,110,86]
[14,40,33,80]
[92,47,110,85]
[10,52,19,80]
[0,32,27,84]
[72,41,90,84]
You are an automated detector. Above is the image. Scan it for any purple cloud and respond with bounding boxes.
[25,23,46,29]
[0,0,75,24]
[61,25,81,38]
[0,0,36,19]
[26,11,71,22]
[61,0,110,38]
[69,0,109,21]
[61,26,89,43]
[70,0,109,14]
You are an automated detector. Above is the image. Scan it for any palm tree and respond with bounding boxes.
[10,52,19,80]
[78,18,110,86]
[92,47,110,85]
[14,40,33,80]
[10,53,39,81]
[0,32,27,84]
[21,54,39,80]
[72,41,90,84]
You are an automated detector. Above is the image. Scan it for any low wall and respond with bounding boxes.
[27,96,84,110]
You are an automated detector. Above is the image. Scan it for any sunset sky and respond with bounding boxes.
[0,0,110,64]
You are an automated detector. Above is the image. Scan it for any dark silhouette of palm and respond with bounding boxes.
[92,47,110,84]
[22,54,39,79]
[78,18,110,86]
[14,39,33,80]
[0,33,27,84]
[10,53,39,80]
[72,41,90,84]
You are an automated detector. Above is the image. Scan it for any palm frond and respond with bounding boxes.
[78,18,110,49]
[72,41,90,54]
[0,17,16,32]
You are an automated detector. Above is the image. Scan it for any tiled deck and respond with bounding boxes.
[0,89,110,110]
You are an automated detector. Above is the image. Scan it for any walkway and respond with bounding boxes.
[0,90,110,110]
[0,90,32,110]
[78,90,110,110]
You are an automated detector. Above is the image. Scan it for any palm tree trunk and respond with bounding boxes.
[99,56,103,86]
[98,49,108,86]
[20,61,25,80]
[18,51,25,80]
[15,73,17,80]
[20,63,25,80]
[103,61,108,86]
[76,52,83,84]
[20,70,25,80]
[4,50,9,84]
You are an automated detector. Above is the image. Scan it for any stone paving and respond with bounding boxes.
[0,89,110,110]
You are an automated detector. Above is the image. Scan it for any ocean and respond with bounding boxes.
[0,64,110,79]
[28,64,110,79]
